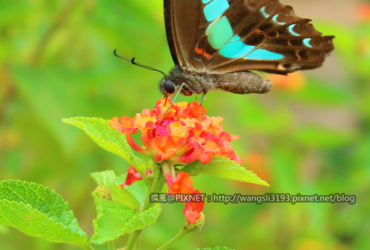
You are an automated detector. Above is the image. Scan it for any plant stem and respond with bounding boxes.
[143,163,165,210]
[107,241,115,250]
[156,227,191,250]
[125,164,165,250]
[125,231,141,250]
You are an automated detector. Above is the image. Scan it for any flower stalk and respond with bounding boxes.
[125,163,165,250]
[156,227,191,250]
[143,163,165,211]
[125,230,141,250]
[157,213,205,250]
[107,241,115,250]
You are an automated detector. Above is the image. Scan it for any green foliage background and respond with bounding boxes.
[0,0,369,249]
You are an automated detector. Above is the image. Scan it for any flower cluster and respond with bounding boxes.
[111,98,241,224]
[109,98,241,165]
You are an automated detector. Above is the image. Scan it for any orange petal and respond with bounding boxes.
[170,121,188,137]
[125,133,149,156]
[135,113,157,128]
[183,190,204,223]
[211,117,223,128]
[109,117,123,132]
[168,172,194,194]
[188,101,207,119]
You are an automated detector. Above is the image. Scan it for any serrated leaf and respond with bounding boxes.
[121,203,161,234]
[63,117,147,175]
[91,190,161,245]
[124,180,147,205]
[0,180,91,249]
[91,191,136,245]
[182,156,269,186]
[91,170,141,210]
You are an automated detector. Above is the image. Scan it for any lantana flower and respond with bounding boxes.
[110,98,241,224]
[109,98,241,165]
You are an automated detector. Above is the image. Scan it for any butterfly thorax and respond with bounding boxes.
[160,65,215,96]
[159,65,273,97]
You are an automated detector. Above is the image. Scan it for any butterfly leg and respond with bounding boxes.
[199,93,206,106]
[198,93,207,120]
[171,82,185,104]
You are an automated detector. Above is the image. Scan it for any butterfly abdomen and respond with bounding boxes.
[215,71,272,95]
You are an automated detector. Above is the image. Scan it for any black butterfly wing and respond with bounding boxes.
[164,0,207,72]
[164,0,334,75]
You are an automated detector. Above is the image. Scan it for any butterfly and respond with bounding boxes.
[159,0,335,103]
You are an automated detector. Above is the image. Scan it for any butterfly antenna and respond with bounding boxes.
[113,49,167,79]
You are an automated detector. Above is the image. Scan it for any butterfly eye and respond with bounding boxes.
[163,80,175,95]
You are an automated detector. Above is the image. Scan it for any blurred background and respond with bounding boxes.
[0,0,369,249]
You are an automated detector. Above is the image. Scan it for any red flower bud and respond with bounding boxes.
[120,166,152,188]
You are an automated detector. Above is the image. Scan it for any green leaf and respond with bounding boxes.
[63,117,147,175]
[195,247,235,250]
[0,180,91,249]
[125,180,148,205]
[91,170,141,211]
[91,191,136,245]
[91,190,162,245]
[121,203,161,235]
[182,156,269,186]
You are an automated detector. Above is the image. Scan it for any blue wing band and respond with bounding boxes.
[203,0,285,61]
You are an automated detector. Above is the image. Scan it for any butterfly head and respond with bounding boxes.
[160,65,196,97]
[160,79,176,96]
[159,76,194,97]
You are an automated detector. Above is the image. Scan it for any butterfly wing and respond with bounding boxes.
[164,0,206,72]
[164,0,334,75]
